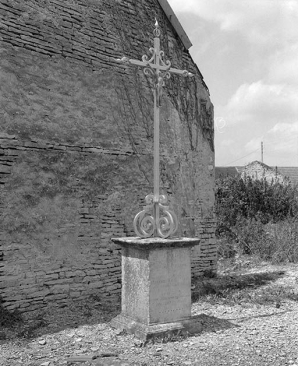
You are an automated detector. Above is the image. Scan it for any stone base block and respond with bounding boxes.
[111,314,203,341]
[110,237,201,341]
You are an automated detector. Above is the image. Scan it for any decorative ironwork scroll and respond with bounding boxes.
[133,194,178,238]
[117,20,194,238]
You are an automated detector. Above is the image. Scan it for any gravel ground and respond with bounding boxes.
[1,263,298,366]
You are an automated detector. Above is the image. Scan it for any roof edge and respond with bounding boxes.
[157,0,192,50]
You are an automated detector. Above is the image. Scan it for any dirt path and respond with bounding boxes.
[1,263,298,366]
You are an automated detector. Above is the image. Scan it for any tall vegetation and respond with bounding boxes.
[215,175,298,263]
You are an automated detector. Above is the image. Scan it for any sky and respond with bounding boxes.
[167,0,298,167]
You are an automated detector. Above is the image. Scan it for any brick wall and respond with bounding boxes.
[0,0,216,315]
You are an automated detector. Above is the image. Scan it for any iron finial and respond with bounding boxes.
[154,18,161,37]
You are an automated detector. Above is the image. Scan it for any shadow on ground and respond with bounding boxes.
[229,309,291,323]
[0,298,121,343]
[186,313,239,336]
[191,269,287,303]
[0,269,293,343]
[137,314,239,345]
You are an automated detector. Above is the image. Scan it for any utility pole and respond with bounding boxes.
[261,141,264,163]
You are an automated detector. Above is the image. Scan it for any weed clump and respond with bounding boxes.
[216,175,298,263]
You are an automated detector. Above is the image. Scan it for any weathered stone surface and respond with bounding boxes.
[88,281,104,289]
[111,237,200,340]
[112,314,203,341]
[112,237,200,250]
[0,164,11,173]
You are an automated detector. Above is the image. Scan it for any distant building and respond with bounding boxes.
[216,161,298,186]
[239,161,289,184]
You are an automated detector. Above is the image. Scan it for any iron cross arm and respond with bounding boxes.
[117,56,194,78]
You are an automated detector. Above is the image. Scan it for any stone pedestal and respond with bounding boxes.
[110,237,200,340]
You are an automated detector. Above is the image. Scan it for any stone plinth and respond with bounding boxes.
[110,237,200,340]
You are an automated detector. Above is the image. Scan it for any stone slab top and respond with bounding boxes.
[111,237,200,250]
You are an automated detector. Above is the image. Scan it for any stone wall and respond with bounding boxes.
[0,0,216,315]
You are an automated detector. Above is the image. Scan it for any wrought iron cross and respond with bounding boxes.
[117,20,194,238]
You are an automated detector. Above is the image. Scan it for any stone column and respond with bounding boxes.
[110,237,201,340]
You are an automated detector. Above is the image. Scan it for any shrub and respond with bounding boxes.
[215,175,298,262]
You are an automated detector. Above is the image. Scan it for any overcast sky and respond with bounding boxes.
[168,0,298,167]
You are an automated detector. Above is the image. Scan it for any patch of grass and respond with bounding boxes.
[264,220,298,263]
[253,284,298,305]
[202,269,217,278]
[192,270,292,306]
